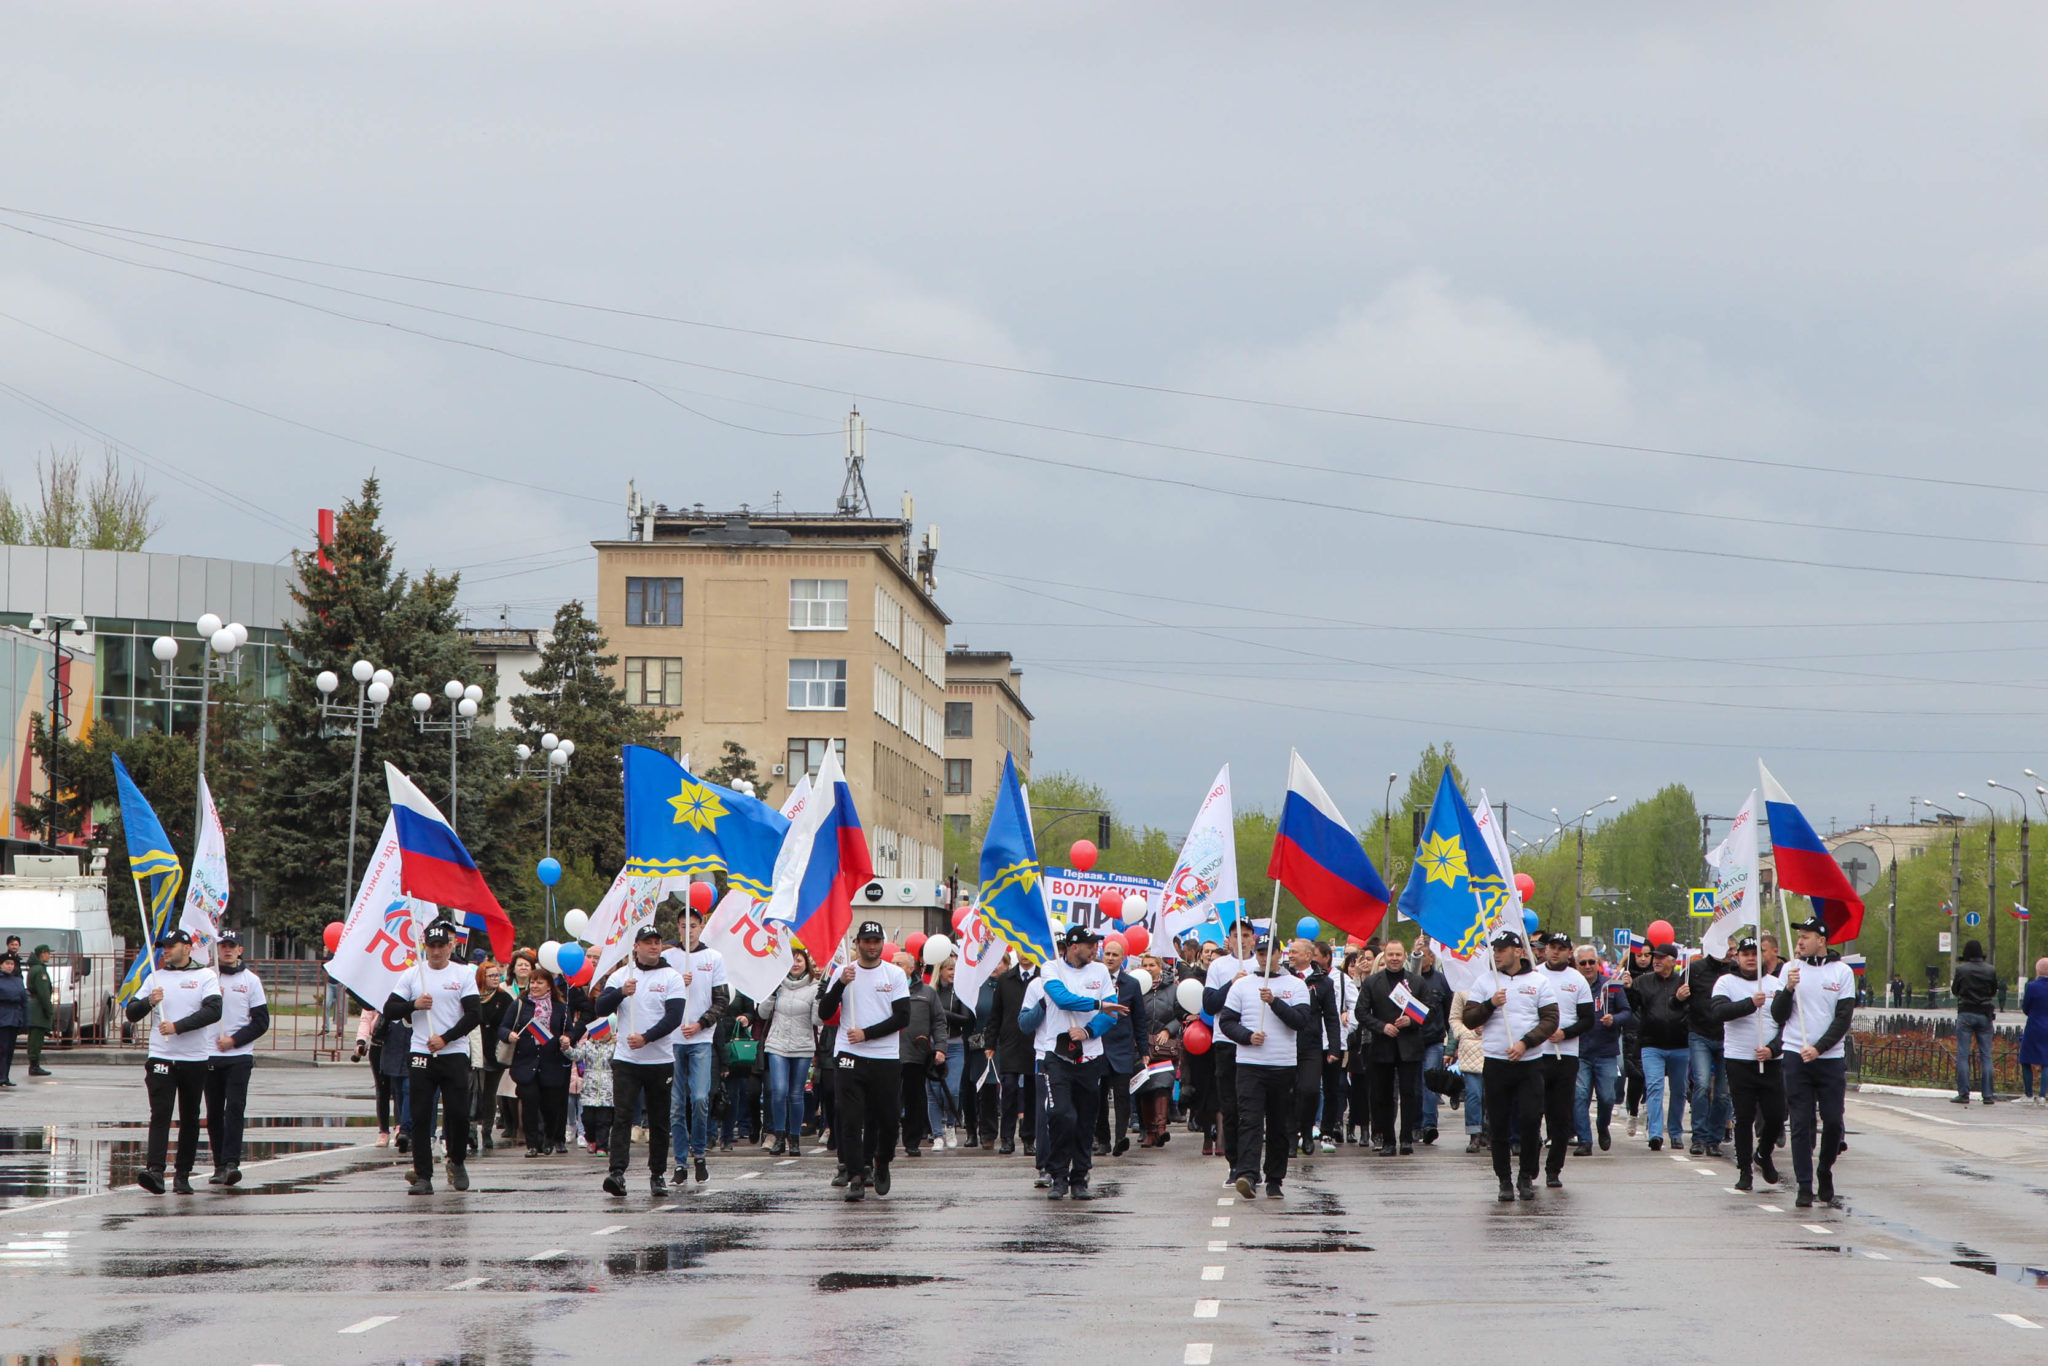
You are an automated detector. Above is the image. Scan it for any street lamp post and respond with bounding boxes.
[515,733,575,938]
[1382,771,1398,879]
[314,660,393,908]
[413,679,480,833]
[1551,796,1618,935]
[26,615,89,847]
[150,613,247,846]
[1922,798,1963,996]
[1989,779,2030,1001]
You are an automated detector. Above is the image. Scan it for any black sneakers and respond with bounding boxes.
[447,1162,470,1192]
[1794,1187,1814,1209]
[830,1165,850,1188]
[171,1172,194,1195]
[844,1177,866,1202]
[1072,1180,1094,1201]
[1516,1178,1536,1201]
[207,1167,226,1186]
[1734,1172,1754,1192]
[873,1163,892,1196]
[1265,1183,1284,1200]
[1756,1150,1780,1185]
[1048,1180,1068,1200]
[1648,1137,1663,1151]
[603,1173,626,1197]
[650,1175,668,1198]
[1545,1174,1563,1189]
[694,1158,709,1185]
[222,1165,242,1187]
[409,1175,435,1196]
[1497,1182,1516,1203]
[136,1167,162,1194]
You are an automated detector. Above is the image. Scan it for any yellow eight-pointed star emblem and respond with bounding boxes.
[1415,831,1467,887]
[668,778,727,833]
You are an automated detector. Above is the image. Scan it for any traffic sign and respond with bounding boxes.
[1688,888,1716,918]
[1964,910,1981,927]
[1612,928,1631,948]
[1938,931,1953,954]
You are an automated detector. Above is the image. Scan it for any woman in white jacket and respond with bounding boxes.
[760,949,822,1156]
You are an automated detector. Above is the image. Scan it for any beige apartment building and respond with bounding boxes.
[942,646,1033,833]
[593,505,951,880]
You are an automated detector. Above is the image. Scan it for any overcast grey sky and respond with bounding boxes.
[5,3,2047,837]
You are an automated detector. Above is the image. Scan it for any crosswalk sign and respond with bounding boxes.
[1688,888,1716,918]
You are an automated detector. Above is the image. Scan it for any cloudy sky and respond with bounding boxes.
[4,3,2047,838]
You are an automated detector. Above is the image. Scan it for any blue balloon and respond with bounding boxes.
[555,942,585,977]
[1295,916,1321,941]
[1523,908,1540,934]
[536,856,562,887]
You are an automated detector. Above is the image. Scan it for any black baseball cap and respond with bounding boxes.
[1792,915,1827,936]
[1061,925,1100,948]
[1733,936,1759,952]
[156,928,192,948]
[633,924,664,943]
[1539,931,1572,948]
[1489,929,1524,948]
[855,920,885,941]
[1652,941,1680,958]
[217,930,241,948]
[421,921,456,946]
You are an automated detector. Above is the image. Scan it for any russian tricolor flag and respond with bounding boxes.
[584,1016,614,1044]
[1267,750,1391,941]
[385,763,514,961]
[760,745,874,959]
[1759,762,1864,944]
[1390,979,1430,1025]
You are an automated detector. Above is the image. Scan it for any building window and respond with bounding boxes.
[624,657,683,707]
[788,658,847,710]
[873,663,901,726]
[873,585,901,650]
[787,737,847,779]
[946,758,972,796]
[789,578,848,630]
[946,701,973,738]
[947,814,970,836]
[626,577,684,627]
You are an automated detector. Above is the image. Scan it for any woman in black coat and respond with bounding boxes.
[501,969,580,1155]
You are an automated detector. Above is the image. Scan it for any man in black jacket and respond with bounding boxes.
[988,956,1034,1154]
[1951,940,1999,1104]
[1681,947,1732,1156]
[1356,939,1430,1155]
[1288,938,1341,1156]
[1626,943,1691,1151]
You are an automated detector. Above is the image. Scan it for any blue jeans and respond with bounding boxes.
[1420,1042,1444,1132]
[765,1052,809,1138]
[927,1038,965,1136]
[1640,1046,1690,1142]
[1956,1012,1995,1099]
[1462,1071,1485,1134]
[718,1073,756,1145]
[669,1040,714,1160]
[1688,1034,1731,1145]
[1573,1054,1620,1144]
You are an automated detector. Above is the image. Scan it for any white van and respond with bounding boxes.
[0,855,120,1041]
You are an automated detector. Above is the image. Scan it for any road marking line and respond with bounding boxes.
[1863,1251,1890,1260]
[1193,1300,1219,1318]
[737,1171,760,1181]
[526,1249,568,1262]
[1670,1155,1690,1163]
[1211,1217,1230,1228]
[1185,1346,1214,1365]
[1802,1224,1835,1235]
[1863,1101,1963,1127]
[1995,1314,2041,1329]
[1208,1240,1228,1252]
[1201,1266,1225,1281]
[338,1316,397,1334]
[590,1225,627,1236]
[653,1205,677,1213]
[776,1159,797,1166]
[1216,1197,1233,1206]
[1692,1167,1715,1175]
[442,1277,488,1291]
[40,1231,71,1238]
[1758,1204,1783,1213]
[1724,1187,1745,1195]
[1920,1276,1959,1289]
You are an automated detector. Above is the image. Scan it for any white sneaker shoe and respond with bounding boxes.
[1626,1115,1639,1138]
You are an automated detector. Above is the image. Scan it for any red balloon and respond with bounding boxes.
[1182,1021,1212,1055]
[1123,925,1151,956]
[1070,839,1098,872]
[1097,888,1126,921]
[687,881,715,913]
[1102,932,1127,956]
[881,942,901,962]
[1514,872,1536,901]
[322,921,344,952]
[905,932,928,961]
[565,958,595,988]
[952,905,971,932]
[1646,919,1676,946]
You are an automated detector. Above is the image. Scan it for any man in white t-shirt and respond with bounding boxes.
[1218,930,1311,1199]
[1772,916,1857,1208]
[819,920,911,1203]
[1460,930,1560,1202]
[1200,917,1261,1179]
[1535,932,1596,1188]
[204,931,269,1187]
[382,921,483,1195]
[123,929,222,1195]
[594,924,690,1198]
[1039,926,1123,1201]
[662,906,730,1188]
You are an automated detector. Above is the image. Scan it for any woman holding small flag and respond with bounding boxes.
[503,968,579,1155]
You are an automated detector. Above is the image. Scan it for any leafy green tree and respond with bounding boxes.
[702,740,774,808]
[1591,784,1700,934]
[1399,742,1464,822]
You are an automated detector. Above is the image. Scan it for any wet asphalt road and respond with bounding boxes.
[2,1062,2047,1365]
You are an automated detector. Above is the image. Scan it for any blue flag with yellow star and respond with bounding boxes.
[1396,768,1513,963]
[976,753,1055,965]
[623,745,791,899]
[113,753,184,1006]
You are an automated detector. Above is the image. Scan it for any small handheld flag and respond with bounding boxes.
[523,1018,551,1047]
[1390,979,1429,1025]
[584,1016,615,1044]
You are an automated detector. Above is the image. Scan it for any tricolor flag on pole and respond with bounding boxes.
[583,1016,615,1044]
[387,763,515,961]
[1267,750,1391,943]
[1389,979,1430,1025]
[759,744,874,961]
[1759,762,1865,944]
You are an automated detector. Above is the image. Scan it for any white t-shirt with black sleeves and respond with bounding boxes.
[1780,958,1855,1059]
[1224,971,1309,1068]
[394,961,480,1057]
[1479,967,1560,1062]
[1715,970,1783,1059]
[660,944,731,1030]
[211,968,268,1059]
[1539,963,1592,1058]
[610,959,687,1066]
[147,965,221,1062]
[834,960,910,1061]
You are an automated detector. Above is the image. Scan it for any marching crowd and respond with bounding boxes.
[115,905,2048,1212]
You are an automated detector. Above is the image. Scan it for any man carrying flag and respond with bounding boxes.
[387,764,514,962]
[976,754,1055,967]
[382,921,483,1195]
[123,929,221,1195]
[112,754,184,1012]
[759,746,873,967]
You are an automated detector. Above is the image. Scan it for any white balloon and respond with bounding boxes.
[538,940,562,974]
[921,933,954,967]
[1124,892,1148,918]
[1128,968,1153,997]
[1176,978,1205,1014]
[562,908,590,941]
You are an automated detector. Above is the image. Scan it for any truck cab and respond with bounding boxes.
[0,852,119,1042]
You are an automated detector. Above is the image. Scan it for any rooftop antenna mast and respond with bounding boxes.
[837,406,872,517]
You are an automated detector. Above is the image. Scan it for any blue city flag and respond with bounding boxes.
[1395,768,1514,963]
[622,745,790,899]
[977,753,1055,965]
[112,753,184,1005]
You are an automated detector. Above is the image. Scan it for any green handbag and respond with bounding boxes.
[722,1036,761,1067]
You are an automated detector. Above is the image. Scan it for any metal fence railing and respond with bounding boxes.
[1850,1027,2026,1094]
[37,954,351,1059]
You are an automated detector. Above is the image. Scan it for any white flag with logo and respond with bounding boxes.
[586,865,672,984]
[700,889,793,1000]
[324,814,436,1006]
[179,773,230,965]
[778,772,813,821]
[1703,789,1760,959]
[954,904,1006,1013]
[1159,764,1239,942]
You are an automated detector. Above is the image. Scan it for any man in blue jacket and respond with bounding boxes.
[1093,939,1147,1157]
[1039,927,1125,1200]
[1572,945,1632,1155]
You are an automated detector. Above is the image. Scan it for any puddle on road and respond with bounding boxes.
[1952,1259,2048,1287]
[816,1271,944,1292]
[99,1254,270,1278]
[999,1237,1097,1256]
[0,1129,352,1207]
[602,1226,754,1277]
[1239,1239,1373,1253]
[81,1114,375,1131]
